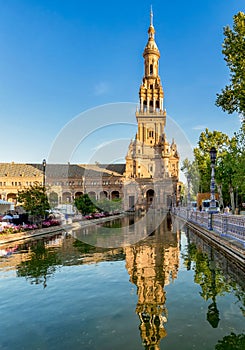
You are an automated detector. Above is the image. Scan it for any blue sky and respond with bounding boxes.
[0,0,244,165]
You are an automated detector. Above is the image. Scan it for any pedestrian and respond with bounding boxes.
[224,206,230,214]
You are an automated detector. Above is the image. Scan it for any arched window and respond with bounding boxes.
[150,64,153,75]
[148,130,154,138]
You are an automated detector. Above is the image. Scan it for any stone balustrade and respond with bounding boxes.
[172,207,245,246]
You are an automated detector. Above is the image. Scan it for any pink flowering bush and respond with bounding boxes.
[42,219,60,228]
[1,224,24,235]
[0,219,61,236]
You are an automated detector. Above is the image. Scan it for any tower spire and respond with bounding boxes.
[150,5,153,27]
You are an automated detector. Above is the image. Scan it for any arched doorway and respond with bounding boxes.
[62,192,72,203]
[7,193,17,204]
[88,191,96,201]
[111,191,120,200]
[100,191,108,200]
[146,189,154,209]
[75,192,83,199]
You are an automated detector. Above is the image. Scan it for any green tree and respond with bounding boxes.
[183,126,244,212]
[216,12,245,120]
[49,191,58,208]
[96,198,122,213]
[193,129,230,197]
[215,124,245,212]
[17,182,50,223]
[216,137,239,212]
[232,124,245,205]
[74,193,97,215]
[181,158,200,200]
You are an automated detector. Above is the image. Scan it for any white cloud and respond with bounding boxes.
[192,125,206,130]
[91,141,112,152]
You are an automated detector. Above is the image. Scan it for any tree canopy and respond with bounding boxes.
[74,194,97,215]
[182,126,245,212]
[17,182,50,222]
[216,12,245,120]
[74,194,122,215]
[193,128,230,193]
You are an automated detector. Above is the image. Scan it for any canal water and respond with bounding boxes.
[0,215,244,350]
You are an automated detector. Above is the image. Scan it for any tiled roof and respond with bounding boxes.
[0,163,125,179]
[97,164,126,175]
[0,163,42,177]
[79,164,125,176]
[30,164,86,178]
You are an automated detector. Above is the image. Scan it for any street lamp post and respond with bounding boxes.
[42,159,46,187]
[187,173,191,219]
[178,185,182,206]
[208,147,217,230]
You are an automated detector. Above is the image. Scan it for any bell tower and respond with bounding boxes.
[124,8,179,211]
[138,7,165,127]
[125,8,177,180]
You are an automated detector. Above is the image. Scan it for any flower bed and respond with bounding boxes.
[42,219,60,228]
[0,219,61,236]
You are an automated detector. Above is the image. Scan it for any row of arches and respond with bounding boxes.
[1,188,159,211]
[49,190,121,205]
[0,190,121,206]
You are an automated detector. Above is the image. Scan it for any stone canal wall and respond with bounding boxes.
[172,210,245,272]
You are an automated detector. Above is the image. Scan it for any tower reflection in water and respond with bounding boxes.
[125,217,180,349]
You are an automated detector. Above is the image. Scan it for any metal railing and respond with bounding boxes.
[172,207,245,246]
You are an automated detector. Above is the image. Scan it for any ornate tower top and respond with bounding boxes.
[143,6,160,58]
[137,7,165,117]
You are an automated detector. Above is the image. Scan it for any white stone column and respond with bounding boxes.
[140,98,143,112]
[153,96,156,111]
[160,97,163,111]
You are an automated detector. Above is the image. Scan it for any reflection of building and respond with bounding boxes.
[0,9,179,212]
[125,221,180,349]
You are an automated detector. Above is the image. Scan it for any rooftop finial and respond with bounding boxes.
[150,5,153,26]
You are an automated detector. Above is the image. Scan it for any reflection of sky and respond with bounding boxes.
[0,230,244,350]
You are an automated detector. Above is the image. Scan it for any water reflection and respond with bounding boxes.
[16,240,62,288]
[71,210,173,248]
[183,227,245,330]
[125,219,180,349]
[0,216,244,349]
[215,332,245,349]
